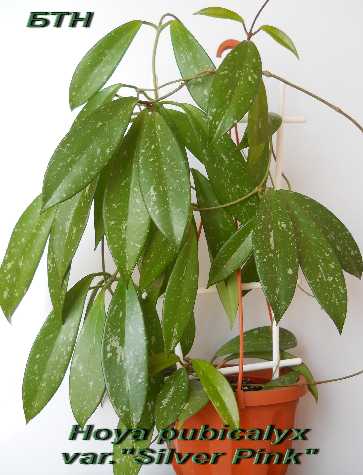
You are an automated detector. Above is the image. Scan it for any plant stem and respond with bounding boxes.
[263,70,363,134]
[142,20,158,30]
[152,26,162,100]
[101,238,107,276]
[249,0,272,36]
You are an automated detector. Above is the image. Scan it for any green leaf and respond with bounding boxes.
[137,110,190,245]
[195,7,245,25]
[155,368,189,429]
[215,326,298,358]
[209,221,254,286]
[70,291,106,427]
[47,239,70,321]
[42,97,137,209]
[163,226,199,352]
[0,195,55,319]
[264,371,299,388]
[22,276,92,422]
[170,20,215,111]
[103,280,148,426]
[283,351,318,402]
[69,20,142,109]
[176,380,209,429]
[253,191,299,321]
[285,192,362,279]
[238,112,282,150]
[73,84,122,126]
[180,313,196,355]
[246,143,270,188]
[93,169,108,249]
[208,41,262,141]
[192,359,239,428]
[150,352,179,376]
[248,80,269,146]
[139,225,177,291]
[141,297,164,355]
[260,25,299,59]
[50,182,96,281]
[280,190,347,332]
[104,122,150,278]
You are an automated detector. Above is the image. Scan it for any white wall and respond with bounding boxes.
[0,1,362,474]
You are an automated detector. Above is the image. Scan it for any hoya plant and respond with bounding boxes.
[1,2,362,473]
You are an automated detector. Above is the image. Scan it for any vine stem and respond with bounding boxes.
[249,0,272,36]
[152,25,162,99]
[263,70,363,134]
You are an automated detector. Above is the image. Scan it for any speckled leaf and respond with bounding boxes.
[50,182,96,281]
[42,97,137,209]
[137,110,190,245]
[73,84,122,126]
[103,280,148,426]
[195,7,245,25]
[265,371,299,388]
[239,112,282,150]
[69,291,106,427]
[163,227,199,352]
[246,143,270,188]
[248,80,269,146]
[215,326,298,358]
[93,169,108,249]
[170,20,215,111]
[141,297,164,355]
[208,41,262,141]
[22,276,93,422]
[281,191,347,332]
[260,25,299,59]
[192,359,239,428]
[180,313,196,355]
[209,221,254,286]
[47,238,70,321]
[150,352,179,376]
[176,380,209,429]
[104,123,150,278]
[0,195,55,319]
[283,351,318,402]
[155,368,189,429]
[285,191,362,279]
[253,191,298,321]
[69,21,142,109]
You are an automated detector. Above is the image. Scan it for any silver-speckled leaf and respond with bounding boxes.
[69,21,142,109]
[248,80,269,147]
[209,221,254,286]
[163,227,199,352]
[155,368,189,429]
[73,84,122,126]
[104,122,150,278]
[47,238,70,321]
[42,97,137,209]
[208,41,262,141]
[192,359,239,428]
[137,110,190,245]
[170,20,215,111]
[176,380,209,429]
[253,191,299,321]
[180,313,196,356]
[93,168,108,249]
[0,195,55,319]
[22,275,93,422]
[69,291,106,427]
[141,297,164,355]
[103,280,148,426]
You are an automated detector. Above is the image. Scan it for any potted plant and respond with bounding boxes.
[1,2,362,474]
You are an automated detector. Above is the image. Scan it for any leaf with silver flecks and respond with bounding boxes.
[70,291,106,427]
[69,21,142,109]
[73,84,122,126]
[176,380,209,429]
[104,122,150,278]
[260,25,299,59]
[141,297,164,355]
[137,110,190,245]
[208,41,262,141]
[150,352,179,376]
[47,238,70,321]
[155,368,189,429]
[22,275,93,422]
[93,168,108,249]
[163,227,199,352]
[170,20,215,111]
[248,80,269,147]
[239,112,282,150]
[180,313,196,356]
[0,195,55,319]
[103,280,148,426]
[42,97,137,209]
[192,359,239,428]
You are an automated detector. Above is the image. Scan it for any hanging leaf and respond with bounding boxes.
[282,351,318,402]
[253,191,299,321]
[93,169,108,249]
[103,280,148,426]
[239,112,282,150]
[280,191,347,332]
[104,122,150,278]
[150,352,179,376]
[42,97,137,210]
[47,239,70,321]
[0,195,55,319]
[141,297,164,355]
[155,368,189,429]
[22,276,93,422]
[69,20,142,109]
[137,110,190,245]
[260,25,299,59]
[73,84,122,126]
[285,191,362,279]
[163,226,199,352]
[209,221,254,286]
[248,80,269,146]
[195,7,245,25]
[170,20,215,111]
[180,313,196,356]
[192,359,239,428]
[176,380,209,429]
[69,291,106,427]
[208,41,262,141]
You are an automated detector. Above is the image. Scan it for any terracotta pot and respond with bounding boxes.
[172,370,307,475]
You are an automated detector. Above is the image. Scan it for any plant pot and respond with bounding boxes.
[172,370,307,475]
